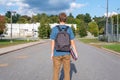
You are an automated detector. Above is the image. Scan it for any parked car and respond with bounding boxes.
[0,34,5,37]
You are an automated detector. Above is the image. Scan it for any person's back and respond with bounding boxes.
[50,12,78,80]
[55,25,71,52]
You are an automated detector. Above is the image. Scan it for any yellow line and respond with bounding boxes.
[0,63,8,67]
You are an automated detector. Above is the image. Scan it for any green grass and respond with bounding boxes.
[79,38,120,53]
[103,44,120,53]
[0,39,36,48]
[79,38,101,43]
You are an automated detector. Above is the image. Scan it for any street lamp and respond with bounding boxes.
[10,11,16,43]
[31,14,36,41]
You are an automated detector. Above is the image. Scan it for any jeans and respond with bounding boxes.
[53,55,70,80]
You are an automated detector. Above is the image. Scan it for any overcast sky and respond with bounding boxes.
[0,0,120,17]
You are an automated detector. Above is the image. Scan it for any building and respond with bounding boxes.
[5,23,76,38]
[49,23,77,29]
[6,23,40,38]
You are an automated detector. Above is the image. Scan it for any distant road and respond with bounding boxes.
[0,40,120,80]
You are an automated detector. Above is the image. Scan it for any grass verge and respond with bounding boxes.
[103,44,120,53]
[79,38,120,53]
[0,39,37,48]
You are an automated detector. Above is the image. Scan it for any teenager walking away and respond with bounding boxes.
[50,12,78,80]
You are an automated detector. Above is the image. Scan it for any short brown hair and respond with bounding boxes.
[59,12,67,22]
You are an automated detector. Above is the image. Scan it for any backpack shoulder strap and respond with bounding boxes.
[64,26,69,31]
[56,25,62,31]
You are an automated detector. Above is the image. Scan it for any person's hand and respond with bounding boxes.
[51,53,53,60]
[75,53,78,59]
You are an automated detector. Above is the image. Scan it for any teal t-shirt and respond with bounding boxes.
[50,25,75,56]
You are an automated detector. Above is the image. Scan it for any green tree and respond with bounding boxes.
[93,16,106,34]
[38,16,50,39]
[38,22,47,38]
[5,17,10,23]
[5,11,20,23]
[67,16,75,24]
[68,13,74,18]
[17,17,28,23]
[49,15,58,23]
[79,20,87,37]
[75,19,87,37]
[84,13,91,23]
[37,13,51,39]
[12,14,20,23]
[76,13,91,24]
[46,24,51,38]
[17,15,31,23]
[71,24,76,36]
[88,21,99,37]
[5,11,11,18]
[5,11,11,23]
[0,15,6,35]
[76,14,84,20]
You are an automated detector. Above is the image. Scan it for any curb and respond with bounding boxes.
[101,47,120,55]
[0,40,46,56]
[89,43,120,55]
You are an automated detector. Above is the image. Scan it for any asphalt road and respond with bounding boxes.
[0,40,120,80]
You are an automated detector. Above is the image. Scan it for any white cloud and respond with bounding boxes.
[0,0,86,16]
[70,2,85,9]
[104,11,118,17]
[66,2,86,13]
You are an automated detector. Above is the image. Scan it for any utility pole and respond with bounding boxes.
[111,15,113,36]
[32,14,35,40]
[106,0,109,42]
[117,8,120,42]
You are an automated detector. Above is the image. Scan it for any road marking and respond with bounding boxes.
[0,63,8,67]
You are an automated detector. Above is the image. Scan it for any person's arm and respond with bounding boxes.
[71,40,78,58]
[51,40,55,60]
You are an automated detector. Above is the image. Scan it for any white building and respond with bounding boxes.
[5,23,76,38]
[49,23,77,29]
[6,23,40,38]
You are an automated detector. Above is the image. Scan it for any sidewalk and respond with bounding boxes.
[0,40,46,55]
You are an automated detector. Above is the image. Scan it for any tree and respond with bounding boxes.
[5,17,10,23]
[88,21,99,37]
[5,11,20,23]
[49,15,58,23]
[38,16,50,39]
[93,16,106,34]
[17,17,28,23]
[38,22,47,38]
[76,13,92,24]
[5,11,11,23]
[76,14,84,20]
[71,24,76,36]
[0,15,6,36]
[5,11,11,18]
[68,13,74,18]
[67,14,75,24]
[75,19,87,37]
[79,20,87,37]
[17,15,31,23]
[12,14,21,23]
[46,24,51,38]
[84,13,91,23]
